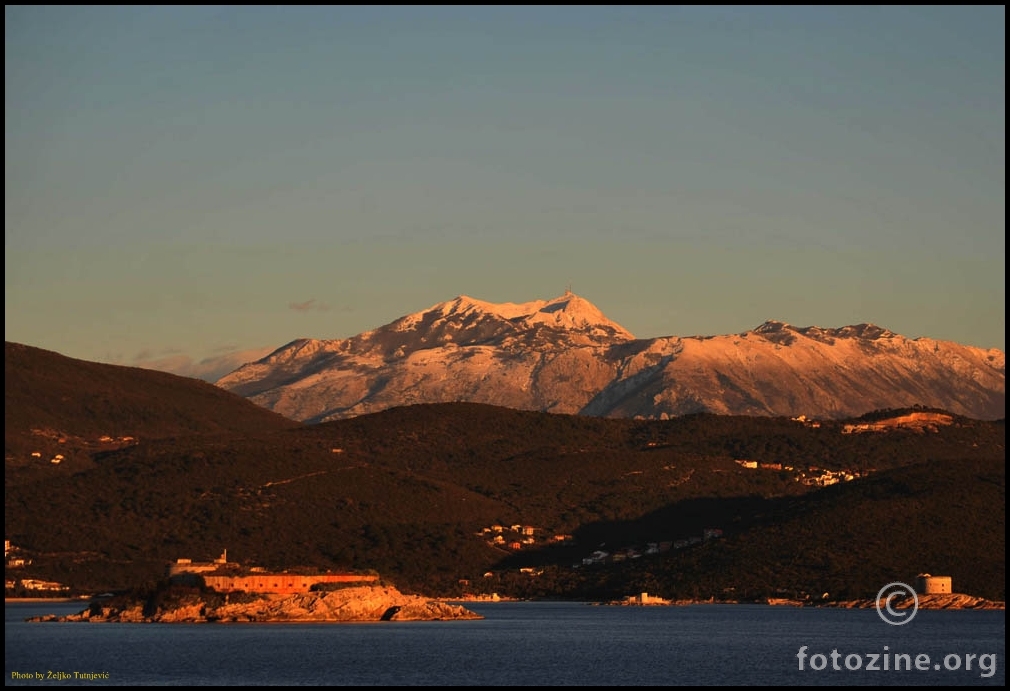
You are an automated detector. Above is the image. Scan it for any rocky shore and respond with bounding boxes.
[28,585,483,623]
[598,593,1006,610]
[822,593,1004,611]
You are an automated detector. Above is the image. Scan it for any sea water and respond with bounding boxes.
[5,600,1004,686]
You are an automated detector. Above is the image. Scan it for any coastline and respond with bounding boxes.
[595,593,1005,610]
[10,591,1004,612]
[821,592,1005,610]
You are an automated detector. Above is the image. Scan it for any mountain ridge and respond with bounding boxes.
[215,293,1005,423]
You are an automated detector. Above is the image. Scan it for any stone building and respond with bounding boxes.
[915,573,953,594]
[167,550,378,594]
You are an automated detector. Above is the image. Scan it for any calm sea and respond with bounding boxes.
[5,600,1005,686]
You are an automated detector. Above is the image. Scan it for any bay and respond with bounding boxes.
[5,600,1004,686]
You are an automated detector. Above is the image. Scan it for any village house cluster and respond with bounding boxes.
[4,540,69,594]
[478,524,553,551]
[28,451,66,464]
[23,432,137,466]
[577,528,724,568]
[476,521,726,573]
[733,459,866,486]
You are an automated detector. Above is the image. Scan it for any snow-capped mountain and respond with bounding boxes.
[215,292,1005,423]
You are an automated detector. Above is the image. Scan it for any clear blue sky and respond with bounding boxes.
[6,6,1005,379]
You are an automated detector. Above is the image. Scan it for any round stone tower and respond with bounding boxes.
[915,573,952,594]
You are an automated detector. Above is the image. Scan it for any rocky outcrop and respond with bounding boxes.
[824,593,1004,610]
[29,585,483,623]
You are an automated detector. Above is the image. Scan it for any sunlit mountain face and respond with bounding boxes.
[215,293,1005,424]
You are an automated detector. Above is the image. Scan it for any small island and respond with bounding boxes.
[30,584,482,623]
[28,551,483,623]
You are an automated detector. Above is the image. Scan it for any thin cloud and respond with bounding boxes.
[289,299,330,312]
[132,346,277,382]
[132,349,155,363]
[131,346,183,364]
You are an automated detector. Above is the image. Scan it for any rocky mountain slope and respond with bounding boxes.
[216,292,1005,423]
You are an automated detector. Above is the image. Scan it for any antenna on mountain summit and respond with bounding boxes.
[565,283,572,295]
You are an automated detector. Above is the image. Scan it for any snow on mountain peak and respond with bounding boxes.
[752,320,898,341]
[395,292,634,339]
[215,295,1005,423]
[523,292,634,338]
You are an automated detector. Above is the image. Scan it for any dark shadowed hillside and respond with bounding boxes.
[4,343,1005,601]
[5,341,300,438]
[5,341,300,482]
[504,455,1004,603]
